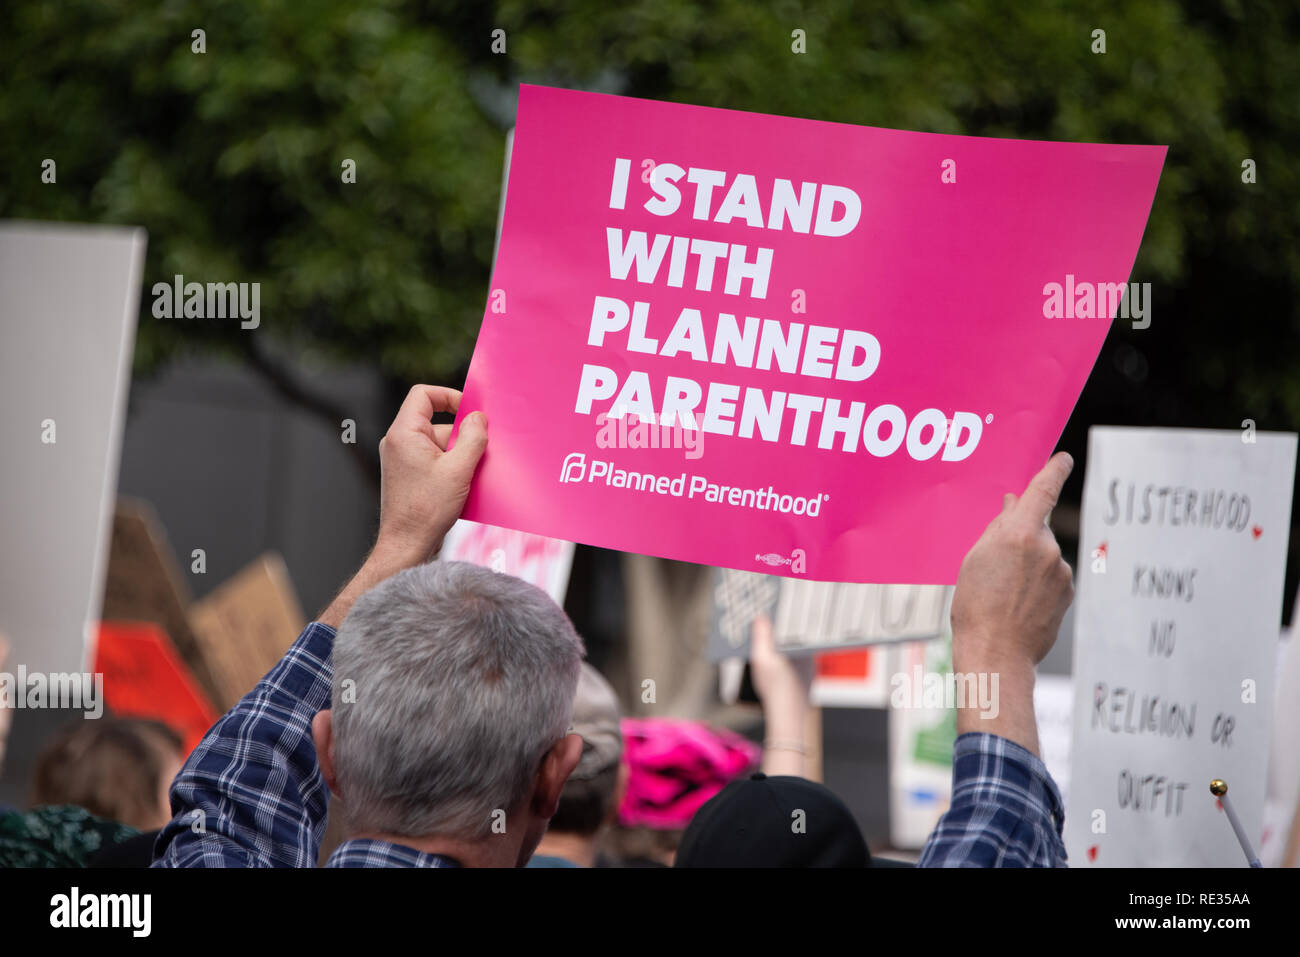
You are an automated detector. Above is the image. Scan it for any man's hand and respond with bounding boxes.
[950,452,1075,754]
[319,385,488,628]
[375,385,488,568]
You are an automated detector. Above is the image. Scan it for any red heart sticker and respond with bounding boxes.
[1252,525,1263,538]
[1087,845,1098,862]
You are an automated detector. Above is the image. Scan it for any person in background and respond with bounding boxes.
[677,453,1075,868]
[31,716,183,832]
[606,716,759,866]
[528,663,626,868]
[0,715,181,867]
[675,618,871,868]
[749,616,816,779]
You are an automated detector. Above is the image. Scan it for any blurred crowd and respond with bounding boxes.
[1,385,1077,869]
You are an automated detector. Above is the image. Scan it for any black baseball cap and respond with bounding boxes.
[675,773,870,868]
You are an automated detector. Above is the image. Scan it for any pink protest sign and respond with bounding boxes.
[456,85,1165,583]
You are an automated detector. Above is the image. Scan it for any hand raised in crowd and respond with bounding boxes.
[375,385,489,566]
[750,615,815,777]
[319,385,488,628]
[950,452,1075,755]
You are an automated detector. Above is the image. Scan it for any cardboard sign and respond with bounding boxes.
[457,85,1166,583]
[439,519,575,605]
[102,499,222,707]
[1065,427,1297,867]
[94,622,218,755]
[187,554,305,709]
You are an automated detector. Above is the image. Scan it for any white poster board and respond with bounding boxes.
[1034,674,1075,808]
[707,572,951,660]
[1262,625,1300,865]
[440,520,575,606]
[0,221,146,674]
[1065,426,1296,867]
[439,137,574,609]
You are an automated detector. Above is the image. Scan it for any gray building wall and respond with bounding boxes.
[116,355,388,615]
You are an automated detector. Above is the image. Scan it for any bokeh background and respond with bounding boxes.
[2,0,1298,843]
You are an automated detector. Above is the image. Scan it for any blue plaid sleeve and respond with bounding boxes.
[917,732,1067,868]
[152,622,336,868]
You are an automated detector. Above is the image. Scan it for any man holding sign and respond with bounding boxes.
[153,85,1164,868]
[152,381,1077,867]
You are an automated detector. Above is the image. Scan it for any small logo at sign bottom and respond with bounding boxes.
[755,549,807,574]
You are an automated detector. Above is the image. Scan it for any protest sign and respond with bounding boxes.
[94,622,217,755]
[457,85,1166,582]
[1035,674,1075,808]
[1065,427,1297,866]
[1262,621,1300,865]
[102,500,222,707]
[774,581,950,653]
[188,553,305,709]
[888,636,955,848]
[439,519,575,605]
[810,647,893,709]
[707,570,949,660]
[0,223,144,674]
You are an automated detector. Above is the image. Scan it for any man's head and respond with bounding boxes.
[313,560,585,865]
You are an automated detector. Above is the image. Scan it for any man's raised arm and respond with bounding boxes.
[920,452,1075,868]
[153,386,487,867]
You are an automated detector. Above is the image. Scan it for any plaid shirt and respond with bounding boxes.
[326,839,458,868]
[918,732,1068,867]
[153,624,1065,868]
[152,622,457,868]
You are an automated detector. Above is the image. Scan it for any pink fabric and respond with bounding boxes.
[617,717,760,828]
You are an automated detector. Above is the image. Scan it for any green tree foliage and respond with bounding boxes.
[2,0,1297,436]
[1,0,500,381]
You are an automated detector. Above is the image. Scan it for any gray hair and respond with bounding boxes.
[331,560,584,839]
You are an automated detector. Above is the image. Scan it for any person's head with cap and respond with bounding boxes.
[674,773,870,867]
[529,663,625,867]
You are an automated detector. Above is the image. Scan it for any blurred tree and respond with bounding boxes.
[1,0,506,473]
[2,0,1297,478]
